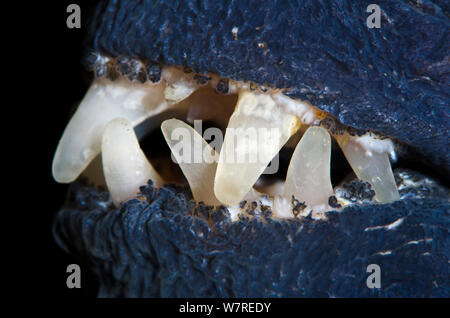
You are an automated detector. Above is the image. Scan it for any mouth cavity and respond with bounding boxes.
[53,53,406,220]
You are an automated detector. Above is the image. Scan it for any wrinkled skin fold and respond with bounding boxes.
[55,181,449,297]
[54,0,450,297]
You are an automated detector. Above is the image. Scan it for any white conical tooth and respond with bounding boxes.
[52,78,169,183]
[214,90,301,206]
[283,126,334,213]
[161,119,220,206]
[102,118,163,207]
[335,134,400,203]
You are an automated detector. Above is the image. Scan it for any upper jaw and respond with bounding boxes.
[86,0,450,177]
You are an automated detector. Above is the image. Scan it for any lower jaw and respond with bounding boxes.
[53,166,449,297]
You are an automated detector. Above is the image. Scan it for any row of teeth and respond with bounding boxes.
[52,66,400,219]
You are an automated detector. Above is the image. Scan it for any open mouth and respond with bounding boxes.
[52,0,449,297]
[53,59,405,218]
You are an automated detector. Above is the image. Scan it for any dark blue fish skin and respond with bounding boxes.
[54,182,450,297]
[52,0,450,297]
[87,0,450,174]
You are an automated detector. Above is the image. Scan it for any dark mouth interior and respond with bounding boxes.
[134,85,356,200]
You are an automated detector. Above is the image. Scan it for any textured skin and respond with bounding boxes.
[87,0,450,175]
[54,181,449,297]
[53,0,450,297]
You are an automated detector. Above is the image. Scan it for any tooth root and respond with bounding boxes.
[336,135,400,203]
[102,118,163,207]
[214,90,301,206]
[161,119,220,206]
[283,126,334,212]
[163,67,198,103]
[164,81,197,104]
[52,78,169,183]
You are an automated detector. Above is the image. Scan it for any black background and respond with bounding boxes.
[36,0,97,298]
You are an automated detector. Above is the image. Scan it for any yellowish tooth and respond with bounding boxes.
[335,134,400,203]
[52,78,169,183]
[102,118,163,207]
[283,126,334,213]
[214,90,301,206]
[161,119,221,206]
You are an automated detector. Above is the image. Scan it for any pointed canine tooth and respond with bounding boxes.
[335,134,400,203]
[214,90,301,206]
[52,78,169,183]
[102,118,163,207]
[161,119,220,206]
[283,126,334,212]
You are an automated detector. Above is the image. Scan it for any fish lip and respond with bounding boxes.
[52,174,450,297]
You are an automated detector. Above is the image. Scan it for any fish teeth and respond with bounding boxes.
[335,134,400,203]
[214,89,301,206]
[280,126,334,214]
[52,78,169,183]
[161,118,220,206]
[53,63,402,214]
[102,118,163,207]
